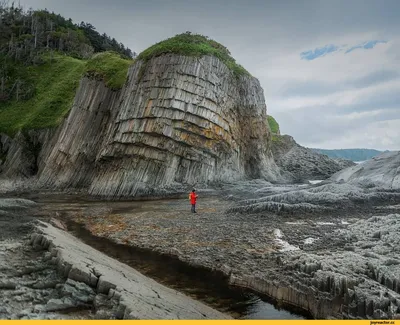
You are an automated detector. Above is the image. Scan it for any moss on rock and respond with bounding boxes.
[137,32,250,78]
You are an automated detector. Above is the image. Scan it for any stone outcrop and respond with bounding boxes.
[30,221,230,319]
[0,198,228,319]
[0,129,56,179]
[270,135,355,182]
[331,151,400,189]
[33,54,274,198]
[233,213,400,320]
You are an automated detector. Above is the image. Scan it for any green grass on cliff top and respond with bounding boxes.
[267,115,280,134]
[137,32,251,77]
[85,51,133,90]
[0,52,131,136]
[0,54,85,136]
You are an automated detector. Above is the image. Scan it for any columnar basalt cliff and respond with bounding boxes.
[0,35,355,196]
[37,54,275,197]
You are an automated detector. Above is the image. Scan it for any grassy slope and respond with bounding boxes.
[137,33,250,77]
[0,54,85,136]
[0,52,131,136]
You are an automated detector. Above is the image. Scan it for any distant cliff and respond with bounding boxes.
[311,148,386,161]
[271,135,355,182]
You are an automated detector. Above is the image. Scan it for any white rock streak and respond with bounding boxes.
[273,229,300,252]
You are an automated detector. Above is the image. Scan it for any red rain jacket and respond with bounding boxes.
[189,192,198,204]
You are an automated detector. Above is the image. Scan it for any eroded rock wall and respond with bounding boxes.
[38,54,273,197]
[38,77,121,189]
[0,129,57,179]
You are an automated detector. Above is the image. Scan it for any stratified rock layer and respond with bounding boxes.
[0,198,228,320]
[38,54,273,197]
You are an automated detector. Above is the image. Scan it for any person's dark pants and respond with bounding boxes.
[191,204,196,213]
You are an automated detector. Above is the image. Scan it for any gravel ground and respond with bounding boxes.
[0,199,96,320]
[3,178,400,320]
[31,180,400,319]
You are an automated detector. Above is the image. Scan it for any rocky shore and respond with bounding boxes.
[0,198,229,320]
[30,176,400,320]
[2,152,400,320]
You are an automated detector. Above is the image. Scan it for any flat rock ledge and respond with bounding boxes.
[30,221,230,320]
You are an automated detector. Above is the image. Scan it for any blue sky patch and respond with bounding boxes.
[300,44,339,60]
[345,40,388,53]
[301,40,388,60]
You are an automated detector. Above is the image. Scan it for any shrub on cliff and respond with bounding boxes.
[137,32,250,78]
[267,115,280,134]
[85,52,133,90]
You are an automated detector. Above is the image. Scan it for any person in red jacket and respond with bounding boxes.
[189,189,198,213]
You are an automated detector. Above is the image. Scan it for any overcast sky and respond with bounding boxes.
[18,0,400,150]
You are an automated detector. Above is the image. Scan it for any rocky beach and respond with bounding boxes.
[1,152,400,319]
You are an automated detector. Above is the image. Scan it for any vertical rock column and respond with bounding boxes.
[88,55,272,197]
[38,78,120,189]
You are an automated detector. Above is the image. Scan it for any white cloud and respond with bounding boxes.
[269,78,400,112]
[309,119,400,150]
[259,34,400,150]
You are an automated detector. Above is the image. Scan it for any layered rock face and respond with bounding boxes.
[38,55,273,197]
[37,78,120,189]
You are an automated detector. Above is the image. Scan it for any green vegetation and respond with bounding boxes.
[0,51,132,136]
[267,115,280,134]
[0,54,85,136]
[0,4,134,62]
[85,52,132,90]
[0,3,135,137]
[137,32,250,78]
[0,3,134,102]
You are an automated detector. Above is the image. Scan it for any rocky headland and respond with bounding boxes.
[331,151,400,189]
[0,34,353,198]
[1,32,399,320]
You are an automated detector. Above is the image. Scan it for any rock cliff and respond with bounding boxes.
[270,134,355,182]
[0,130,57,179]
[34,54,274,197]
[0,34,355,196]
